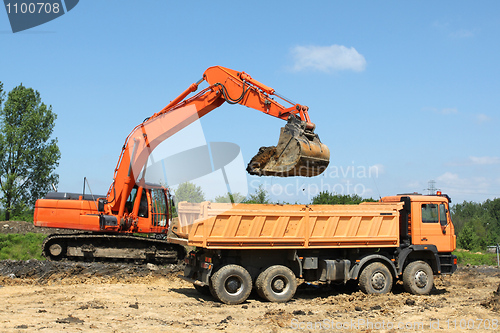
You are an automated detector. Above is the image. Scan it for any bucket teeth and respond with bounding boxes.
[247,115,330,177]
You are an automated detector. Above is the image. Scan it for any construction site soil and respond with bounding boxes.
[1,220,81,235]
[1,221,500,332]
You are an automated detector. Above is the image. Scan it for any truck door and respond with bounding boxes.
[415,202,454,252]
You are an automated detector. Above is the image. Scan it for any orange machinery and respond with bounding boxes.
[180,193,457,304]
[33,66,330,262]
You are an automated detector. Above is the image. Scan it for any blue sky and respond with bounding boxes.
[1,1,499,204]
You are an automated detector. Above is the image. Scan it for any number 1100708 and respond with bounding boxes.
[5,2,61,14]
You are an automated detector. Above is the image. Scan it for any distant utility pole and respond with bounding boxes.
[426,180,438,195]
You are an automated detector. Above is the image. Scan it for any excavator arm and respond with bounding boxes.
[103,66,330,219]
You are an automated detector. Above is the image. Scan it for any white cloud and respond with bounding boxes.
[476,113,491,123]
[369,164,385,176]
[291,45,366,73]
[469,156,500,165]
[404,172,500,202]
[440,108,458,115]
[432,20,450,30]
[437,172,460,183]
[436,172,496,200]
[422,107,458,115]
[360,188,375,197]
[450,29,475,39]
[432,20,476,39]
[446,156,500,167]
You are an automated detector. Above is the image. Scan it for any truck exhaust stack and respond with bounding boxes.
[247,115,330,177]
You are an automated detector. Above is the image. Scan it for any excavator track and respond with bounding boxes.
[42,233,186,264]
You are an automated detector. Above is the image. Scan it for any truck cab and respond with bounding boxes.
[381,193,456,253]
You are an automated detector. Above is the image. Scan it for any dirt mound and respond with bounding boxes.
[1,220,75,235]
[481,282,500,312]
[0,259,184,285]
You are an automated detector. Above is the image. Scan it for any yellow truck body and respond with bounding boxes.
[179,202,403,249]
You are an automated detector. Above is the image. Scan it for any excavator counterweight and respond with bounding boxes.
[247,115,330,177]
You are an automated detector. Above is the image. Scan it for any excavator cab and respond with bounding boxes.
[247,115,330,177]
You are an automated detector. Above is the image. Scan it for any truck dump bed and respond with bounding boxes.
[177,201,404,249]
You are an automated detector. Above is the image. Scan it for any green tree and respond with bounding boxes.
[244,185,270,204]
[450,200,483,234]
[457,222,477,251]
[214,192,246,203]
[311,191,375,205]
[0,84,61,220]
[451,199,500,249]
[174,181,205,203]
[482,199,500,244]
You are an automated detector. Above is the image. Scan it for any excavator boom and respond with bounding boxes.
[33,66,330,263]
[106,66,330,216]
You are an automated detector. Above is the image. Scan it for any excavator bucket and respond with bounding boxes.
[247,116,330,177]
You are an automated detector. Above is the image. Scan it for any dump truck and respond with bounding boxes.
[179,193,457,304]
[33,66,330,263]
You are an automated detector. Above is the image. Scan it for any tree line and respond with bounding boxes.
[451,199,500,251]
[174,182,377,206]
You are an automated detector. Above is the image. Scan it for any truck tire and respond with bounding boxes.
[402,261,434,295]
[210,264,252,305]
[359,262,393,294]
[255,265,297,303]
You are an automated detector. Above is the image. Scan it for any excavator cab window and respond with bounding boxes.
[138,190,148,218]
[125,186,148,218]
[151,189,168,227]
[125,187,138,214]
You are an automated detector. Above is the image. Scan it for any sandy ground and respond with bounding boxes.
[1,221,499,332]
[0,264,499,333]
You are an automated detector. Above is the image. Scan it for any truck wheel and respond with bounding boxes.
[402,261,434,295]
[255,265,297,303]
[209,281,218,300]
[210,264,252,305]
[359,262,393,294]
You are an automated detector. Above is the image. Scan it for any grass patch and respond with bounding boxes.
[0,233,46,260]
[454,249,499,266]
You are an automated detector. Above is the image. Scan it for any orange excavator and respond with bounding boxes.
[34,66,330,262]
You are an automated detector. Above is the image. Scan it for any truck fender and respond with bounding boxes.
[397,245,440,275]
[350,254,398,280]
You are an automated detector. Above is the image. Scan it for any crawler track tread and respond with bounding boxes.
[42,233,186,264]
